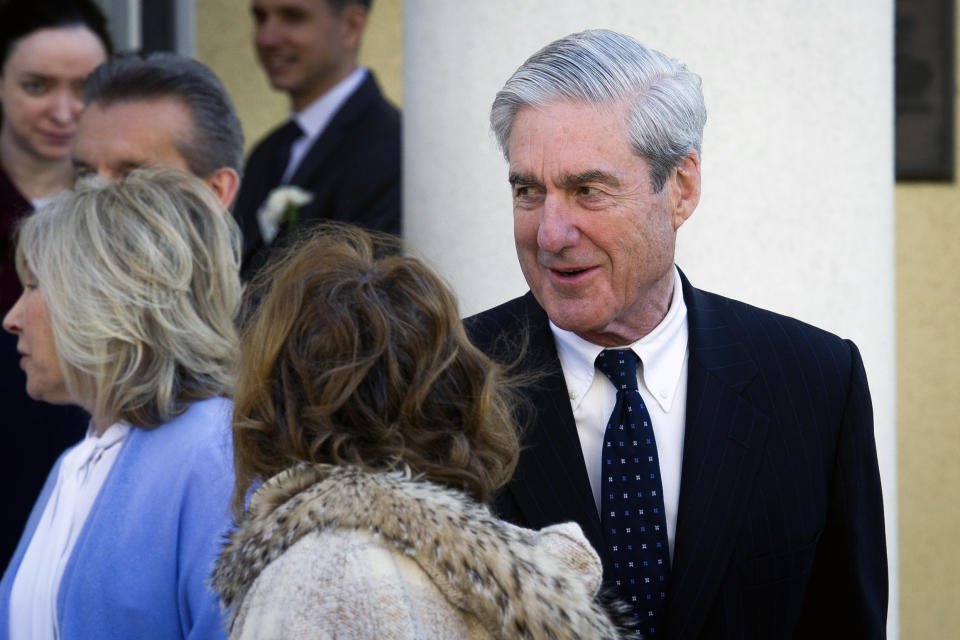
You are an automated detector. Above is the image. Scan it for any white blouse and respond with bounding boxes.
[9,422,129,640]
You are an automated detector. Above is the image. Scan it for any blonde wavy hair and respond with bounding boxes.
[15,167,242,428]
[232,224,520,515]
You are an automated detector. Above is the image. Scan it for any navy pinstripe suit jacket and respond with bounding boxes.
[466,272,887,638]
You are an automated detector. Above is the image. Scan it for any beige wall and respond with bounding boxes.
[194,0,402,153]
[895,16,960,630]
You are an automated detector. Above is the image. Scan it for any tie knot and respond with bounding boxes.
[595,349,640,392]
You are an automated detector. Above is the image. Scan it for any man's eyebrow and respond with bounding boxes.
[508,172,539,187]
[509,169,622,189]
[556,170,621,189]
[16,72,54,81]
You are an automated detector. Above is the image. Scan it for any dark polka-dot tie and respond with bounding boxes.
[596,349,670,638]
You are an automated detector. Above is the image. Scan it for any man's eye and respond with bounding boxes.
[279,8,308,24]
[514,186,540,198]
[578,186,601,196]
[21,80,47,96]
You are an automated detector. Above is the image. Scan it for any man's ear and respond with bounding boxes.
[341,4,369,51]
[205,167,241,209]
[670,150,701,231]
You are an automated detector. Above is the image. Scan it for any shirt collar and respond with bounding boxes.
[64,421,130,482]
[551,266,689,412]
[82,421,131,452]
[292,67,367,139]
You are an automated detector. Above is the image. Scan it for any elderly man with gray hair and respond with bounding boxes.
[468,29,887,638]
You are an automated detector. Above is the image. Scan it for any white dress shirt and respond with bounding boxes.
[281,67,368,183]
[550,266,688,559]
[9,422,130,640]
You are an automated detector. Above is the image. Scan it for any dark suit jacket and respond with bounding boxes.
[466,272,888,639]
[233,71,400,280]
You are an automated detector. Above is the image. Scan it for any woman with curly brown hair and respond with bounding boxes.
[212,224,636,639]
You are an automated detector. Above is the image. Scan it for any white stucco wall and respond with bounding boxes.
[403,2,896,635]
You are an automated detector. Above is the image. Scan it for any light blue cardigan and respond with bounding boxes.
[0,397,234,640]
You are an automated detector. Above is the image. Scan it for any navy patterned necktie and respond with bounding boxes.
[596,349,670,638]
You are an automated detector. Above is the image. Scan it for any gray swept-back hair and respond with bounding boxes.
[15,167,242,429]
[490,29,706,191]
[83,53,244,178]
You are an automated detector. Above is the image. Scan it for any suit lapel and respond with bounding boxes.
[289,73,380,188]
[666,274,770,639]
[507,294,607,564]
[235,130,291,256]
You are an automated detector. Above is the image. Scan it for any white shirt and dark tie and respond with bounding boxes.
[550,265,689,560]
[256,67,369,247]
[281,66,368,183]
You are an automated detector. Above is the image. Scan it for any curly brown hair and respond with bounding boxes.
[231,224,520,515]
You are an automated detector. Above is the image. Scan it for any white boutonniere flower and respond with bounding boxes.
[257,186,314,245]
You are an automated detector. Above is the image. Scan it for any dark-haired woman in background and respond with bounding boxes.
[213,225,635,639]
[0,0,111,566]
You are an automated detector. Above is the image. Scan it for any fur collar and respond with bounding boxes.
[212,463,637,639]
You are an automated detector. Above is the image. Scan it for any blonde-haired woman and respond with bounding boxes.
[1,167,240,640]
[213,225,635,639]
[0,0,112,568]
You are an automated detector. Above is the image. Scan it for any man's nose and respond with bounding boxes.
[537,195,578,252]
[255,19,282,48]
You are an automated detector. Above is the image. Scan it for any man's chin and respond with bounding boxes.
[543,305,606,337]
[540,302,632,346]
[262,70,300,93]
[266,76,292,91]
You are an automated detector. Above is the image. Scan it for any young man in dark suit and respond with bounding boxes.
[468,29,887,639]
[235,0,400,280]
